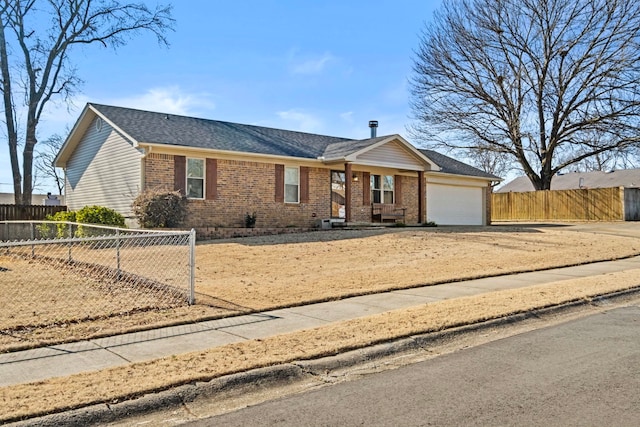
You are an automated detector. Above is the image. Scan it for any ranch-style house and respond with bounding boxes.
[55,103,500,229]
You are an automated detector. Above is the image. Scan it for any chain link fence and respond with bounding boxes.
[0,221,195,338]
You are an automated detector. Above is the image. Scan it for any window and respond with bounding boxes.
[186,158,204,199]
[285,166,299,203]
[371,174,394,204]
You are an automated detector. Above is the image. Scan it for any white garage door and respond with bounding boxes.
[427,184,484,225]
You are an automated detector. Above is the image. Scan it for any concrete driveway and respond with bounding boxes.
[565,221,640,238]
[493,221,640,239]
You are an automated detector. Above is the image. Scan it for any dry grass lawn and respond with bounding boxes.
[193,226,640,309]
[1,225,640,352]
[2,269,640,423]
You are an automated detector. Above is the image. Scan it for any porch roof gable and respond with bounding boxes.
[321,135,440,171]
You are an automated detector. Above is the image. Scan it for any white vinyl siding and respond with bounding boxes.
[65,117,142,219]
[427,184,484,225]
[357,141,424,170]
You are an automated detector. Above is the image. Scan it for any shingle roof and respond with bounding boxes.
[91,103,352,159]
[87,104,496,180]
[322,135,391,159]
[497,169,640,192]
[419,149,501,180]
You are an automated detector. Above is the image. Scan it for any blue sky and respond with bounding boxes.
[2,0,442,194]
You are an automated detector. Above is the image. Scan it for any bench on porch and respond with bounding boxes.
[371,203,407,223]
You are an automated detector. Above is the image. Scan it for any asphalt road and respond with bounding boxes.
[188,305,640,427]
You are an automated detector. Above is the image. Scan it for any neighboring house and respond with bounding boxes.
[0,192,65,205]
[55,103,500,228]
[497,169,640,192]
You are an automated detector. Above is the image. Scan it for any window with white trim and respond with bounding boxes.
[186,158,205,199]
[371,174,394,204]
[285,166,299,203]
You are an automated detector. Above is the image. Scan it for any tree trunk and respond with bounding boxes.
[0,22,21,204]
[22,141,35,205]
[22,122,37,205]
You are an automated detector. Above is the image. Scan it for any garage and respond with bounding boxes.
[427,183,485,225]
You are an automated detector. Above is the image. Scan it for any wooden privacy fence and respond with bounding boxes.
[0,204,67,221]
[492,187,628,221]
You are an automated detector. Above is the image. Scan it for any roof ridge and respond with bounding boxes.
[89,103,351,142]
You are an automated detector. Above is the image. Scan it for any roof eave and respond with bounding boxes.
[353,135,441,171]
[321,135,441,171]
[426,170,503,182]
[55,103,141,167]
[141,142,325,164]
[54,104,93,167]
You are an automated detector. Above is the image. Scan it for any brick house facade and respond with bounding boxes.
[143,153,423,228]
[56,104,499,229]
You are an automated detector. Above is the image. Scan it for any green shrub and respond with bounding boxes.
[38,210,77,238]
[39,206,125,238]
[132,189,187,228]
[244,211,257,228]
[76,205,125,227]
[49,210,76,222]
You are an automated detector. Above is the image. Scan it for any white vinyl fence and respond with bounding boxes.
[0,221,195,337]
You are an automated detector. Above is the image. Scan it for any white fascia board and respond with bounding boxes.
[56,104,141,168]
[426,171,500,186]
[55,104,93,167]
[326,134,441,171]
[89,105,140,147]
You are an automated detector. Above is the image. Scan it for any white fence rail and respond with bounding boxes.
[0,221,196,340]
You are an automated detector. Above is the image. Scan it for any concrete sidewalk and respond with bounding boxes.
[2,255,640,388]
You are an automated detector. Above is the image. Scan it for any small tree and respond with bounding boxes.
[35,134,66,195]
[132,189,187,228]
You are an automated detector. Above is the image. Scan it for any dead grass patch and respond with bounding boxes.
[2,269,639,423]
[2,226,639,352]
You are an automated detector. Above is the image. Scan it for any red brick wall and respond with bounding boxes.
[401,175,420,223]
[348,172,420,223]
[144,153,174,191]
[144,154,425,227]
[350,172,368,222]
[144,154,332,228]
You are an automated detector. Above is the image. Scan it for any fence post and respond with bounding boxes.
[67,223,73,263]
[116,228,121,281]
[188,229,196,304]
[30,221,35,257]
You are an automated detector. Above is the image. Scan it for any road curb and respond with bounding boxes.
[9,286,640,426]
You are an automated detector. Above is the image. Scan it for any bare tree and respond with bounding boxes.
[568,147,640,172]
[474,150,512,182]
[35,133,65,194]
[410,0,640,190]
[0,0,174,205]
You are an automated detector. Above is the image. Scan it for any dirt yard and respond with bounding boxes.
[193,225,640,309]
[3,224,640,422]
[1,224,639,352]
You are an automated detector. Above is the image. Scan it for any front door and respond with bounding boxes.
[331,171,346,219]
